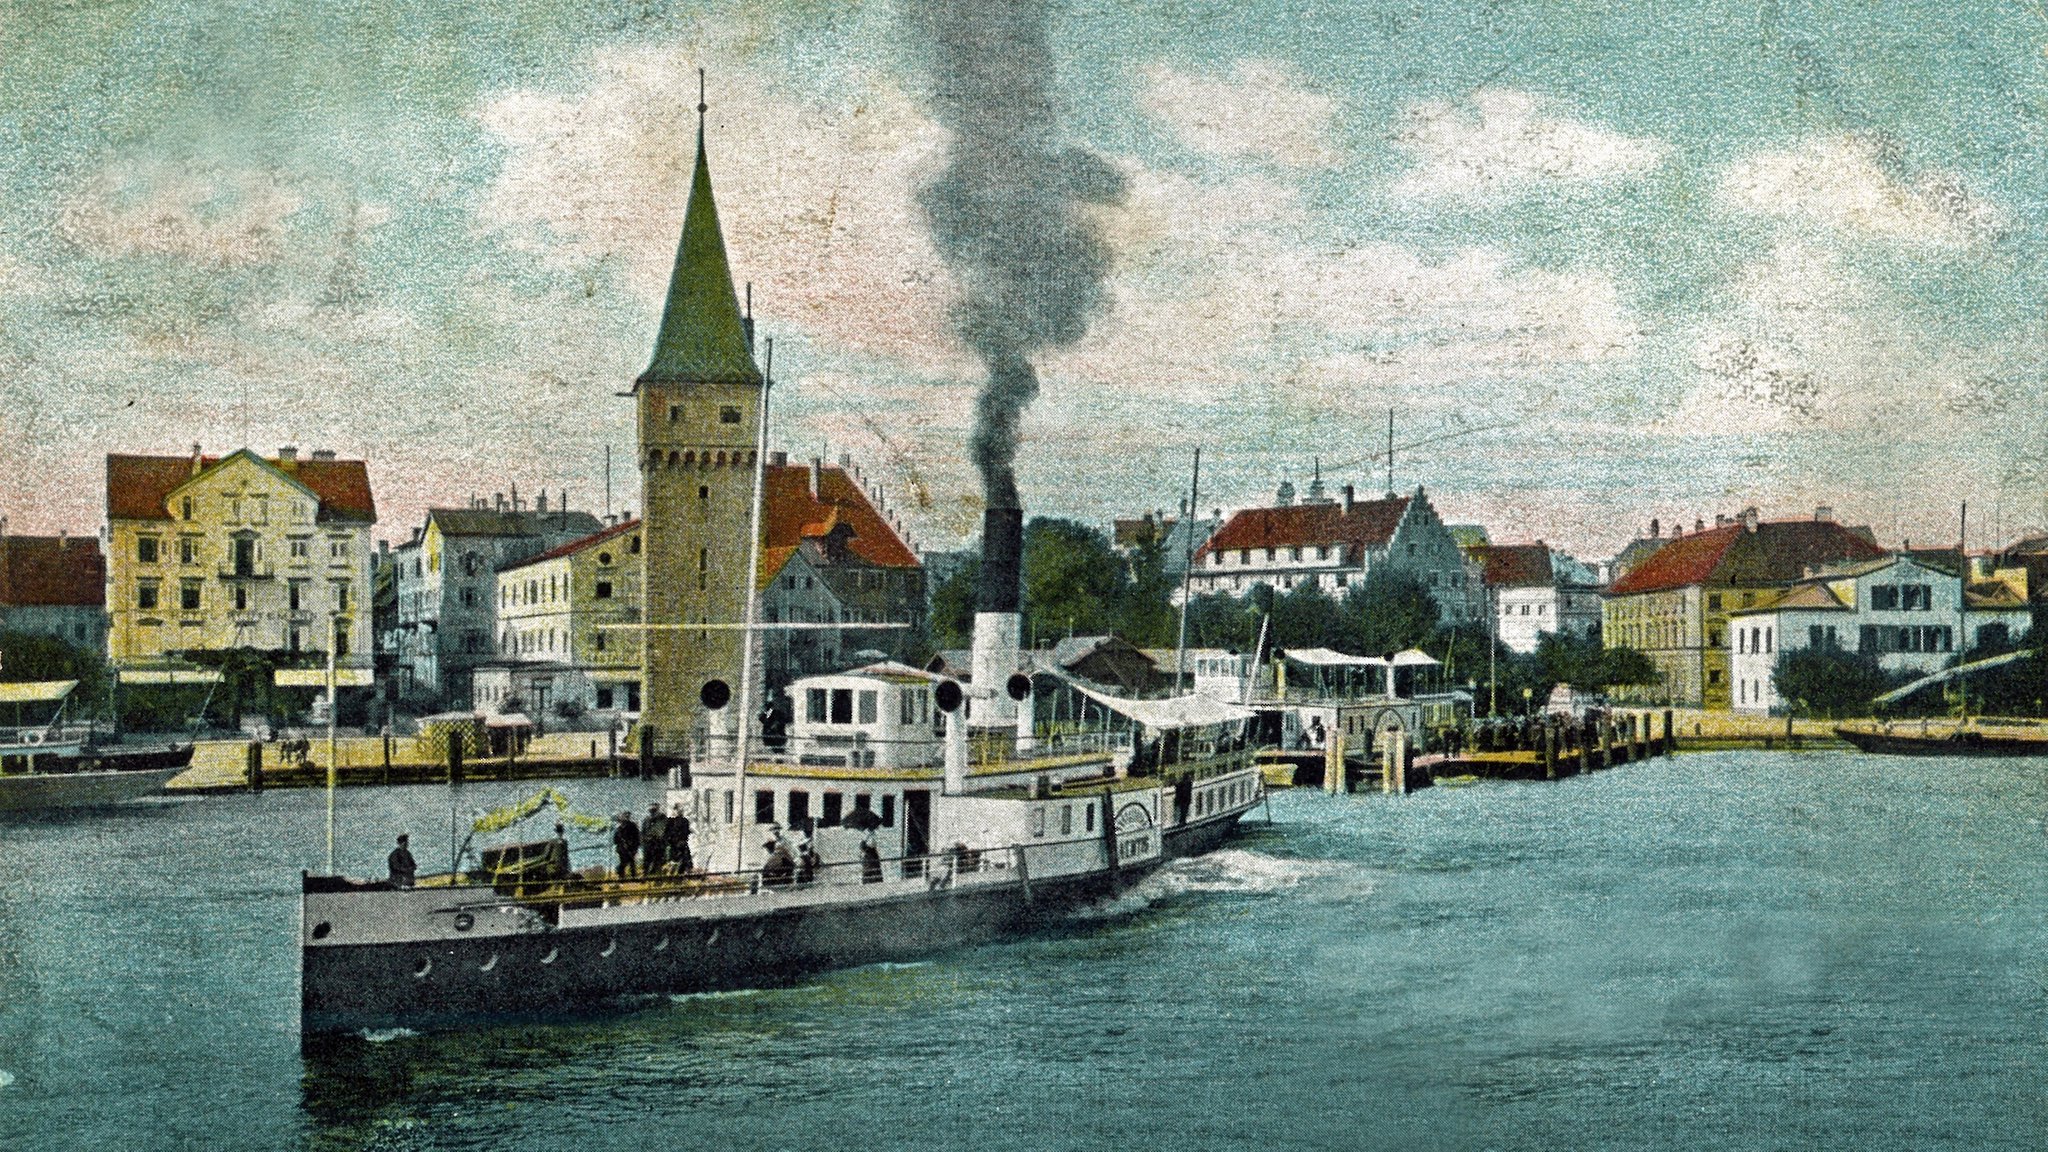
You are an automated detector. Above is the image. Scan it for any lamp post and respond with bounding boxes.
[1521,686,1533,717]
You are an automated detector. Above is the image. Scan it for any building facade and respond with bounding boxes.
[105,448,376,669]
[1725,555,2033,714]
[0,529,106,652]
[474,519,644,719]
[1189,483,1483,623]
[1602,509,1886,708]
[634,115,763,749]
[1467,542,1603,654]
[386,500,603,708]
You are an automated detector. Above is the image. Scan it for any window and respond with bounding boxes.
[789,790,810,829]
[137,537,159,564]
[335,583,351,612]
[1290,547,1302,561]
[720,406,742,424]
[179,538,197,565]
[595,632,607,652]
[1902,584,1932,611]
[289,627,301,652]
[1870,585,1899,611]
[880,794,895,828]
[595,580,613,600]
[233,584,247,611]
[1317,546,1330,560]
[461,588,477,608]
[858,690,877,724]
[755,790,775,825]
[180,581,202,611]
[830,689,853,724]
[137,582,159,610]
[1707,593,1722,612]
[699,486,710,500]
[1060,805,1072,835]
[669,404,681,422]
[822,792,843,827]
[1239,550,1249,565]
[180,496,193,521]
[291,539,309,561]
[807,688,828,723]
[597,551,612,567]
[597,687,614,709]
[330,540,347,562]
[1265,548,1276,561]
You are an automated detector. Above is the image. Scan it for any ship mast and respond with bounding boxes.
[1173,446,1200,694]
[730,338,773,871]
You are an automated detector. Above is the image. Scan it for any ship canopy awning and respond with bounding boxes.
[0,680,78,704]
[1064,681,1255,730]
[1282,648,1388,667]
[1390,648,1441,667]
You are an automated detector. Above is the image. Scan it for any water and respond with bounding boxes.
[4,753,2047,1150]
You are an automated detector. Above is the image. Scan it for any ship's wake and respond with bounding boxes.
[1072,849,1358,919]
[355,1027,420,1044]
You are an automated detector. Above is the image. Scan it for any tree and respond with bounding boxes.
[0,629,109,717]
[1021,517,1126,644]
[1335,570,1438,657]
[1183,590,1263,654]
[1272,581,1341,652]
[1774,647,1898,718]
[929,554,979,651]
[1117,532,1179,647]
[1533,631,1658,696]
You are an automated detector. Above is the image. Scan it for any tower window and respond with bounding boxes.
[669,405,681,422]
[699,486,709,500]
[720,406,741,424]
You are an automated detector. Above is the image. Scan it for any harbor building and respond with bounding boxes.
[1601,507,1885,709]
[1188,481,1483,624]
[1725,554,2033,714]
[472,518,644,721]
[0,526,106,652]
[1466,542,1603,654]
[632,105,763,751]
[385,496,603,709]
[758,454,925,694]
[104,447,377,670]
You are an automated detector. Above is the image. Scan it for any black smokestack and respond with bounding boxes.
[978,506,1023,613]
[910,0,1125,511]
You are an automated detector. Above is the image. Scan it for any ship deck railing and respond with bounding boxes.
[688,728,1132,771]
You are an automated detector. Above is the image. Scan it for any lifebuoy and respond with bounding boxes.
[22,731,41,746]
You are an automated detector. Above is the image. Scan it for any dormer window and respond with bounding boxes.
[180,496,193,521]
[719,406,742,424]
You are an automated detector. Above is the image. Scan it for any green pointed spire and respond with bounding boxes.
[637,121,761,387]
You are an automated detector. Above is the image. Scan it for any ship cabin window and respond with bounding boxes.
[755,790,775,826]
[858,690,877,725]
[1060,805,1072,835]
[807,689,828,723]
[1086,805,1095,832]
[723,791,735,823]
[1031,808,1046,838]
[822,792,843,827]
[830,689,854,724]
[853,793,872,824]
[788,791,810,829]
[880,795,895,828]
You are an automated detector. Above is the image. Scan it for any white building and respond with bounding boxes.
[1726,555,2031,714]
[1465,542,1603,654]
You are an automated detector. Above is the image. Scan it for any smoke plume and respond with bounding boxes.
[909,0,1125,510]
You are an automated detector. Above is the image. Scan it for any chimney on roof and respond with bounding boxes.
[311,449,336,461]
[1342,484,1355,513]
[810,457,823,501]
[1715,514,1728,528]
[278,446,298,462]
[536,491,548,513]
[1814,505,1834,522]
[1275,478,1295,507]
[838,451,852,469]
[770,450,787,467]
[1649,518,1660,538]
[1741,506,1760,532]
[495,492,506,511]
[190,443,203,476]
[510,481,521,511]
[1695,517,1705,532]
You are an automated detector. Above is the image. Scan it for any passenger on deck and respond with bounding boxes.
[762,839,796,887]
[387,834,417,889]
[860,838,883,884]
[547,823,570,880]
[796,837,820,885]
[642,805,668,874]
[667,809,692,874]
[613,812,641,879]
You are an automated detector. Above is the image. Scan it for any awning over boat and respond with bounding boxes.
[1390,648,1441,667]
[1282,648,1387,667]
[0,680,77,704]
[1065,682,1255,729]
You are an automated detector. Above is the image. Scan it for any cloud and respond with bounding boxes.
[1391,89,1669,202]
[58,159,304,268]
[474,46,965,374]
[1719,134,2003,246]
[1136,60,1340,168]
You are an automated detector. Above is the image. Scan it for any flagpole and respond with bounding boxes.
[731,338,773,871]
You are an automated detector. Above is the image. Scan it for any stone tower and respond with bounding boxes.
[633,105,763,752]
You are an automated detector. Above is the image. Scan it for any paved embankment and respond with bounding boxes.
[167,731,635,792]
[1661,708,1852,750]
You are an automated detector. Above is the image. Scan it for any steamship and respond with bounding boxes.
[298,520,1266,1034]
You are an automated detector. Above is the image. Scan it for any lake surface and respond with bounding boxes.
[3,752,2046,1150]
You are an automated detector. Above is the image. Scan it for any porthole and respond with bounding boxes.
[310,921,332,940]
[452,912,475,932]
[540,948,559,965]
[413,957,433,979]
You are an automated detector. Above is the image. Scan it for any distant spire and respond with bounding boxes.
[637,73,762,388]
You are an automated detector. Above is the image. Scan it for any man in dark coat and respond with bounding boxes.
[761,839,795,887]
[642,805,668,874]
[387,834,417,888]
[666,809,692,874]
[613,812,640,879]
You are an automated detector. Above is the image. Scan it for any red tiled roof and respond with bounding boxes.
[498,519,642,573]
[106,452,377,525]
[763,464,918,569]
[1194,496,1408,562]
[0,535,105,607]
[1468,543,1553,588]
[1607,520,1885,596]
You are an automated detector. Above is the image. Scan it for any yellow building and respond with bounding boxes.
[105,448,377,669]
[474,519,645,718]
[631,111,763,751]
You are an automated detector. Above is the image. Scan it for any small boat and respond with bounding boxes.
[1834,719,2048,757]
[0,680,190,811]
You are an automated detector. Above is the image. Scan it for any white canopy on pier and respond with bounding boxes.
[1283,648,1388,667]
[0,680,77,704]
[1389,648,1441,667]
[1064,682,1255,730]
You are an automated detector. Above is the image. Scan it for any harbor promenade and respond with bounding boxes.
[167,730,630,792]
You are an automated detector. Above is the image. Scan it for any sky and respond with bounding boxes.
[3,0,2046,559]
